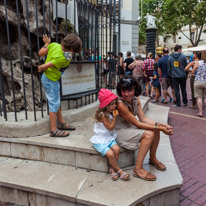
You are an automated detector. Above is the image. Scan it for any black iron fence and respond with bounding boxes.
[0,0,120,121]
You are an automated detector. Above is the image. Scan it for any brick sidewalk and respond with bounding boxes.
[150,79,206,206]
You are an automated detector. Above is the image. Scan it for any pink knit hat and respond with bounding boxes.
[98,89,118,108]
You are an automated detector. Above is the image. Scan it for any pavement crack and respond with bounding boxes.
[75,176,88,199]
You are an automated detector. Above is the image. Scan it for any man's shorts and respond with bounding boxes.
[41,73,60,113]
[194,81,206,99]
[93,140,117,156]
[162,77,174,90]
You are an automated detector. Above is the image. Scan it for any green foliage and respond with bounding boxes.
[139,0,206,46]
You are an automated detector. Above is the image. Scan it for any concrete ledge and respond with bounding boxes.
[0,96,149,138]
[0,136,134,173]
[0,102,99,138]
[0,158,182,206]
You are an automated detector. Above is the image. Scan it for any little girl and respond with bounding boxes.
[90,89,130,181]
[149,62,160,103]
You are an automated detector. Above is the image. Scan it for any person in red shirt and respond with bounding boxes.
[143,52,155,97]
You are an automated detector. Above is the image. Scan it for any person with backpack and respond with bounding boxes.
[168,45,188,107]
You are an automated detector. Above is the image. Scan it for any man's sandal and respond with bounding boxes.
[117,169,130,181]
[57,123,76,131]
[109,168,119,181]
[50,129,69,137]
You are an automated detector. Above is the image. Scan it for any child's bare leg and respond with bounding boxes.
[107,147,130,180]
[57,107,64,124]
[110,144,120,162]
[106,149,121,173]
[49,112,57,131]
[151,83,154,97]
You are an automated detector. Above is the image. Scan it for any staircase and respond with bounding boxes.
[0,96,183,206]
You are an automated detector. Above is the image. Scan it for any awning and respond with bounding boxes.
[182,46,206,52]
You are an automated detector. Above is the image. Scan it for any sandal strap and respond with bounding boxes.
[111,173,118,178]
[117,169,122,174]
[120,173,128,178]
[50,129,59,135]
[58,123,75,129]
[56,130,65,136]
[58,123,67,128]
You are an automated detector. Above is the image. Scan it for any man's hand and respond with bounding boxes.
[43,34,51,46]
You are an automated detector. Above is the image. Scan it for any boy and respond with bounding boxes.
[38,34,82,137]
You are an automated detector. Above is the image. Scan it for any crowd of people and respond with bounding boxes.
[102,45,206,118]
[38,33,205,183]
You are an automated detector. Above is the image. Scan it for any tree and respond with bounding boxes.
[139,0,206,46]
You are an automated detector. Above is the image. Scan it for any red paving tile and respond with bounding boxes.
[181,182,204,197]
[151,79,206,205]
[188,185,206,201]
[181,198,192,206]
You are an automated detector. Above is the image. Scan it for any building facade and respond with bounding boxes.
[158,25,206,52]
[120,0,139,54]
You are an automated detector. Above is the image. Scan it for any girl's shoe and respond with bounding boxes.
[169,98,173,102]
[117,169,130,181]
[109,168,119,181]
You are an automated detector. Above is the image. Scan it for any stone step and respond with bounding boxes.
[0,100,183,206]
[0,96,149,173]
[0,157,182,206]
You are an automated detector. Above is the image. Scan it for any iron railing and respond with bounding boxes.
[0,0,120,121]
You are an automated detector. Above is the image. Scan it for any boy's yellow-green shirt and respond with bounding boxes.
[44,43,71,81]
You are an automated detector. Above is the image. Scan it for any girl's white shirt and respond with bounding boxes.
[90,114,117,144]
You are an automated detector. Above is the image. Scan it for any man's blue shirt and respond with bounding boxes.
[157,55,169,77]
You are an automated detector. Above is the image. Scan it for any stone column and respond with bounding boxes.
[146,27,157,58]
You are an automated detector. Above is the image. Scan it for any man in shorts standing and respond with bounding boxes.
[158,48,176,104]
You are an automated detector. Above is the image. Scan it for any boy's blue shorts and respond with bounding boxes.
[41,73,60,113]
[93,140,117,156]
